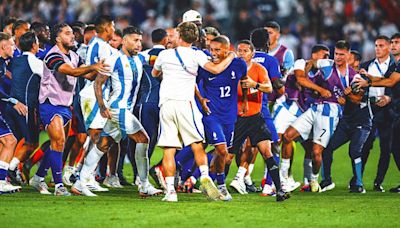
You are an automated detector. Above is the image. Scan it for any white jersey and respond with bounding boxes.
[153,46,208,106]
[104,52,143,110]
[79,36,117,99]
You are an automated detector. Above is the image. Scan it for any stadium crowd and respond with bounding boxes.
[0,1,399,201]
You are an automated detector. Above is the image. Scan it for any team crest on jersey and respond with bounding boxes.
[213,132,218,141]
[231,71,236,79]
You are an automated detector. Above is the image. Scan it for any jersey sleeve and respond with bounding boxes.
[294,59,306,71]
[103,55,119,78]
[44,52,66,71]
[283,49,295,71]
[28,54,44,77]
[194,50,209,68]
[268,57,282,80]
[257,63,268,83]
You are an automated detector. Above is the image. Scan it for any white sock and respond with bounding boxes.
[165,176,175,193]
[244,175,253,185]
[190,176,197,185]
[9,157,20,171]
[303,158,312,185]
[55,183,63,189]
[135,143,150,183]
[80,145,104,181]
[199,165,209,178]
[35,174,45,182]
[311,173,319,182]
[236,166,247,179]
[280,159,291,179]
[0,161,9,181]
[248,164,255,175]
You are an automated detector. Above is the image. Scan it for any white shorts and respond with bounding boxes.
[103,108,143,142]
[80,97,107,130]
[273,100,303,134]
[157,100,205,149]
[291,103,341,148]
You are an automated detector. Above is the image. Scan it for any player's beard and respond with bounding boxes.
[127,49,138,56]
[62,42,75,51]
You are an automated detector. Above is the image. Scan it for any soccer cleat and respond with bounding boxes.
[162,191,178,202]
[389,185,400,193]
[260,184,276,197]
[230,177,248,195]
[85,176,109,192]
[349,185,366,193]
[373,183,385,192]
[281,177,301,192]
[54,186,71,196]
[139,182,163,197]
[62,166,75,186]
[154,166,167,190]
[103,175,123,188]
[276,189,290,202]
[118,175,131,186]
[310,180,322,193]
[218,185,232,201]
[320,180,335,192]
[199,176,223,200]
[8,169,23,186]
[0,181,21,194]
[246,183,260,193]
[29,176,51,195]
[71,180,97,197]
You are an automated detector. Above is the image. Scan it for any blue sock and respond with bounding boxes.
[192,168,201,180]
[207,153,213,166]
[209,172,216,181]
[320,163,325,181]
[36,148,51,178]
[48,150,63,185]
[0,168,7,181]
[266,174,273,185]
[216,173,225,185]
[354,158,363,186]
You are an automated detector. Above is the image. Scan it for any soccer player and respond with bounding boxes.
[4,32,42,184]
[72,26,162,197]
[30,22,51,60]
[29,23,108,196]
[0,32,20,194]
[196,36,247,201]
[280,40,359,192]
[348,50,362,71]
[2,17,16,36]
[204,27,220,50]
[109,29,123,49]
[79,15,119,190]
[12,20,30,57]
[165,27,178,49]
[228,40,290,202]
[152,21,235,202]
[265,21,295,80]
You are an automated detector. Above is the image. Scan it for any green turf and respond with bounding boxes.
[1,141,399,227]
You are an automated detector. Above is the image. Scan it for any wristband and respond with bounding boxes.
[9,98,18,105]
[255,83,260,89]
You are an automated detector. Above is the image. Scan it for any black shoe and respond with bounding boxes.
[349,185,366,193]
[373,183,385,192]
[7,169,23,185]
[276,189,290,202]
[149,166,161,187]
[246,183,260,193]
[118,175,130,186]
[319,180,335,192]
[389,185,400,193]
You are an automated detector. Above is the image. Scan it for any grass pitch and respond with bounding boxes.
[1,141,399,227]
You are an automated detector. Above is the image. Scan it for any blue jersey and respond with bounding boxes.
[36,43,52,60]
[198,58,247,124]
[0,57,12,113]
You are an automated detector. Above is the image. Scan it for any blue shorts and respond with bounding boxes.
[39,102,72,129]
[0,113,13,138]
[3,104,40,144]
[203,115,234,148]
[261,107,279,142]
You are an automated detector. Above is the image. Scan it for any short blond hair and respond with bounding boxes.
[177,22,199,44]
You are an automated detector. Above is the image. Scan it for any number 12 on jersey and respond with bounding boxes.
[220,86,231,98]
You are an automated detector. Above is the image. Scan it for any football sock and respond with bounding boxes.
[311,173,319,182]
[236,166,247,179]
[266,157,281,191]
[248,164,254,175]
[280,158,290,179]
[48,150,63,185]
[36,148,51,179]
[165,176,175,193]
[209,172,216,181]
[135,143,150,183]
[216,172,225,185]
[354,157,363,186]
[199,165,209,177]
[244,175,253,185]
[303,158,312,185]
[31,148,45,165]
[80,145,104,181]
[0,161,9,181]
[8,157,20,171]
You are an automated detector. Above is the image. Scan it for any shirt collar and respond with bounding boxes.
[152,44,166,49]
[374,56,390,66]
[23,51,36,57]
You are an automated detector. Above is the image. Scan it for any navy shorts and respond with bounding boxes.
[203,115,235,148]
[4,104,40,144]
[72,96,86,134]
[39,102,72,129]
[261,106,279,142]
[0,113,13,138]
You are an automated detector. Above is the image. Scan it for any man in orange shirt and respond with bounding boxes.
[228,40,290,202]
